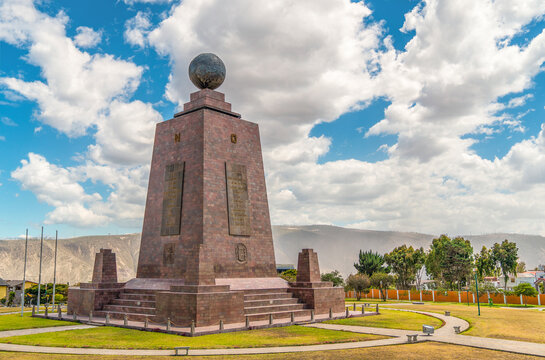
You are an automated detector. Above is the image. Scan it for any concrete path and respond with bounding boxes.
[0,325,95,338]
[0,309,543,357]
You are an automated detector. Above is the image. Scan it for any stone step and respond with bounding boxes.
[122,288,157,295]
[111,299,156,307]
[246,309,312,322]
[244,298,300,307]
[244,292,293,301]
[244,303,305,315]
[119,293,156,301]
[242,288,288,295]
[94,311,155,323]
[103,304,156,315]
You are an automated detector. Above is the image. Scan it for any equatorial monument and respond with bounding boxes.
[68,53,344,329]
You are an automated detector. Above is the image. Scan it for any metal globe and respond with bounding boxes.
[188,53,226,90]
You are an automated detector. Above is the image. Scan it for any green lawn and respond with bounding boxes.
[381,303,545,343]
[0,325,386,350]
[0,314,77,331]
[0,342,542,359]
[326,309,443,331]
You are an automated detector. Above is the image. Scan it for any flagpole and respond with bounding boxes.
[21,229,28,317]
[37,226,43,312]
[52,230,58,308]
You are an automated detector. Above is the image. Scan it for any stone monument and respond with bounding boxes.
[68,53,344,328]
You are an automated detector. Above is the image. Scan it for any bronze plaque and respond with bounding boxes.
[161,162,184,236]
[225,163,251,236]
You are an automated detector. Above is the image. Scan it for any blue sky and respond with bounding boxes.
[2,0,545,239]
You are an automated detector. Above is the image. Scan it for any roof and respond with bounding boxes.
[517,272,536,278]
[2,280,38,286]
[0,278,8,286]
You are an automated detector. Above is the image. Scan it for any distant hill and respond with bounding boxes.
[0,234,140,284]
[0,226,543,283]
[272,225,545,276]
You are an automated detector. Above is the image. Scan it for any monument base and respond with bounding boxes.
[155,285,245,327]
[288,248,345,314]
[288,282,345,314]
[67,282,125,316]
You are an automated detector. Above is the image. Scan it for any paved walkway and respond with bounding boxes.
[0,325,95,338]
[0,309,543,357]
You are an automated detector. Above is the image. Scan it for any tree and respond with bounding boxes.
[279,269,297,283]
[321,270,344,287]
[24,283,69,305]
[513,283,538,306]
[346,274,370,301]
[492,240,519,290]
[384,245,426,290]
[516,261,526,273]
[354,250,390,277]
[426,235,473,290]
[370,272,395,301]
[475,246,495,281]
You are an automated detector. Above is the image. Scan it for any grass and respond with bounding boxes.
[326,309,443,331]
[0,325,386,350]
[381,302,545,343]
[0,314,77,331]
[0,342,542,359]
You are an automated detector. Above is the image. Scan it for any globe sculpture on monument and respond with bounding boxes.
[68,53,344,330]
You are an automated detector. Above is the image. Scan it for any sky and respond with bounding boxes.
[1,0,545,239]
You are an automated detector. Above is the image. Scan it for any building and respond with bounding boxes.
[484,271,545,291]
[0,278,9,301]
[0,279,38,302]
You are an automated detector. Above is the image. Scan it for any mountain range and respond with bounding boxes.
[0,225,543,284]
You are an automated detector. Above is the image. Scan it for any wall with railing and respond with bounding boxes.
[345,289,545,306]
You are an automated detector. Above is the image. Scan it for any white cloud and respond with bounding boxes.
[5,0,545,237]
[0,135,5,141]
[124,11,151,47]
[0,0,143,136]
[506,94,534,109]
[2,0,161,228]
[1,117,17,126]
[74,26,102,48]
[123,0,173,5]
[147,0,545,236]
[148,0,382,148]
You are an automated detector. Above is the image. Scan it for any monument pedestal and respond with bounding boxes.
[288,249,345,314]
[68,249,124,316]
[155,285,244,327]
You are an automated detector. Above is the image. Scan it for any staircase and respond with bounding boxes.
[95,287,312,324]
[243,288,311,321]
[95,289,156,322]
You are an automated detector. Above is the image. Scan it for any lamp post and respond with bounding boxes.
[52,230,58,308]
[37,226,44,312]
[21,229,28,317]
[474,269,481,316]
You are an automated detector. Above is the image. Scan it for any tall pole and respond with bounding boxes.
[21,229,28,317]
[52,230,58,308]
[37,226,44,312]
[474,271,481,316]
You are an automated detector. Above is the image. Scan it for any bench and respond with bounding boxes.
[422,325,434,335]
[444,311,450,316]
[412,302,424,305]
[174,346,190,356]
[453,326,461,334]
[406,334,418,343]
